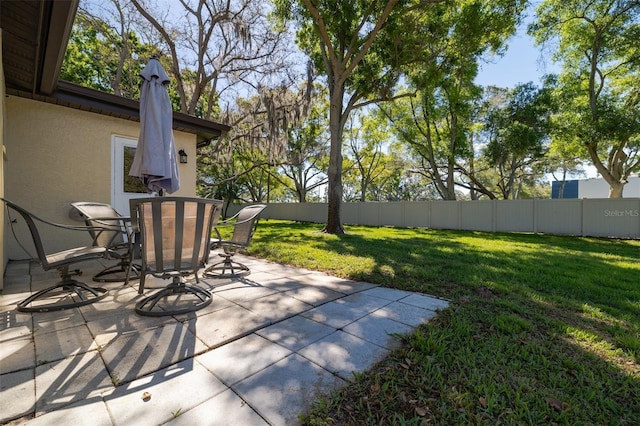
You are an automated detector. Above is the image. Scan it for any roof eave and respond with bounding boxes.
[38,0,79,95]
[10,80,231,141]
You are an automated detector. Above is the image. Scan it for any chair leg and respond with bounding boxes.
[93,260,142,282]
[203,255,250,278]
[134,274,212,317]
[17,267,108,313]
[137,269,147,294]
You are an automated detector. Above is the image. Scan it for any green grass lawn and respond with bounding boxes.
[246,220,640,425]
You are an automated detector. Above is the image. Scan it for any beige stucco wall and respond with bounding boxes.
[4,95,197,260]
[1,28,6,289]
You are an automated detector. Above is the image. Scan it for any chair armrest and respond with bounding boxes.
[89,215,131,222]
[90,216,132,232]
[25,213,119,235]
[215,215,261,228]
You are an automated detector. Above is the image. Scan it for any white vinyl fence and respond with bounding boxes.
[229,198,640,239]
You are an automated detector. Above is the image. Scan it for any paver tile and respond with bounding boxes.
[292,273,376,295]
[1,336,35,374]
[196,334,292,386]
[301,292,391,329]
[32,308,85,336]
[185,304,267,349]
[298,330,390,381]
[77,286,139,323]
[256,276,305,292]
[164,388,268,426]
[34,325,98,364]
[372,300,442,327]
[0,309,33,341]
[24,397,111,426]
[256,315,336,352]
[2,260,31,279]
[233,353,346,425]
[98,321,206,386]
[86,311,177,338]
[233,270,283,284]
[401,293,449,311]
[360,286,415,301]
[213,284,281,303]
[237,292,313,322]
[243,259,311,276]
[35,351,112,416]
[171,293,236,320]
[284,285,344,306]
[200,279,256,293]
[0,289,31,309]
[0,368,35,424]
[343,313,413,350]
[105,359,227,426]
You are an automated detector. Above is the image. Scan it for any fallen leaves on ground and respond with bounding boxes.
[545,397,569,412]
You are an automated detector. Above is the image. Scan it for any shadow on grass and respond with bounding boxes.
[252,222,638,303]
[319,294,640,424]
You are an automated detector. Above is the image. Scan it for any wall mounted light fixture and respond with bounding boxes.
[178,149,188,164]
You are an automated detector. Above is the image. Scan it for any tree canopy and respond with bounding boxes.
[274,0,417,233]
[530,0,640,197]
[63,0,640,206]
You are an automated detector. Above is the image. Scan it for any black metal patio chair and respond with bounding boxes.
[126,196,223,316]
[204,204,267,278]
[1,198,109,312]
[71,201,141,282]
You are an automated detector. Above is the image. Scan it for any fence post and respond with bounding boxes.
[492,199,497,233]
[581,199,585,237]
[533,198,537,234]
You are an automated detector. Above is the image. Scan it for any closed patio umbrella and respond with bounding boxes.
[129,56,180,194]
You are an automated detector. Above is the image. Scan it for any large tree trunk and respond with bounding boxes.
[586,142,628,198]
[608,183,624,198]
[444,113,457,200]
[586,147,628,198]
[359,175,367,202]
[325,88,345,234]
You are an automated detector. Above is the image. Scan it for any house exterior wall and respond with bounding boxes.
[551,180,578,199]
[4,96,197,260]
[579,176,640,198]
[552,176,640,198]
[1,28,5,289]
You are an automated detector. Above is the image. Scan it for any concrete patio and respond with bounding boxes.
[1,253,449,425]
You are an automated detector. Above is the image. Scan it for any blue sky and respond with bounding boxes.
[474,19,560,89]
[474,24,600,180]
